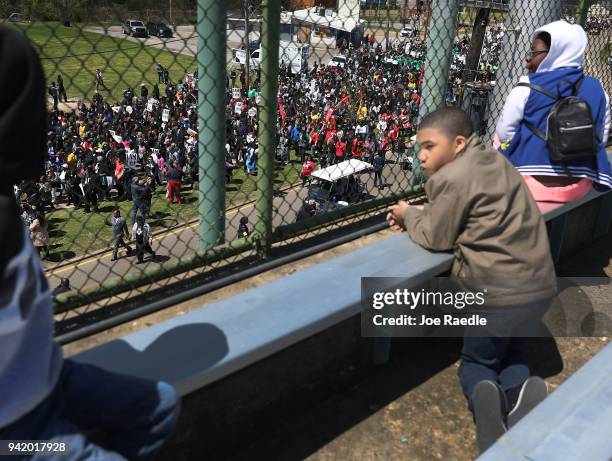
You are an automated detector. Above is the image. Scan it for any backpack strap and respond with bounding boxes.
[557,74,585,96]
[516,81,557,141]
[516,82,559,101]
[522,120,547,141]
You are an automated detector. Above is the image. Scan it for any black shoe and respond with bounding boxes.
[136,259,144,264]
[110,256,117,261]
[506,377,548,428]
[473,380,507,454]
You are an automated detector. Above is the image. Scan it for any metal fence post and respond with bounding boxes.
[575,0,592,27]
[410,0,459,186]
[254,0,280,259]
[485,0,562,140]
[197,0,226,253]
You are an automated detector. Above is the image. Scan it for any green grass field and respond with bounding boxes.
[8,22,304,262]
[46,159,302,262]
[14,22,196,101]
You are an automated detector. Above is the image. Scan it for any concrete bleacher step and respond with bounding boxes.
[72,232,454,396]
[478,342,612,461]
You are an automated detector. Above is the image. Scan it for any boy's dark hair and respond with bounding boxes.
[418,107,474,139]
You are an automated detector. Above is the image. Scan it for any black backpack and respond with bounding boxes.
[517,75,600,162]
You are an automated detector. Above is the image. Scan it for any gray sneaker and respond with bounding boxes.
[507,376,548,428]
[473,380,508,454]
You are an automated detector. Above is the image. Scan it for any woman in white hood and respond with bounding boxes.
[495,20,611,202]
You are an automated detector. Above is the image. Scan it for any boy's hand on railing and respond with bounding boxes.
[387,201,410,231]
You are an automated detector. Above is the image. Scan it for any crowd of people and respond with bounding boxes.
[18,68,200,260]
[1,15,610,460]
[17,18,511,262]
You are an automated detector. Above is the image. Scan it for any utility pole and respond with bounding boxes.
[244,0,251,91]
[169,0,173,25]
[462,7,490,83]
[485,0,562,139]
[385,0,391,49]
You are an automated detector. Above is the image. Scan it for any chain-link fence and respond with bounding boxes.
[2,0,610,340]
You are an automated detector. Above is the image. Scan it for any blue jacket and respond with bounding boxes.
[290,126,301,142]
[500,67,611,189]
[496,19,611,189]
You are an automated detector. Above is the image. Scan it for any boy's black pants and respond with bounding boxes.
[457,297,552,413]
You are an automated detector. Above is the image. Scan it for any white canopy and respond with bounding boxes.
[311,159,372,182]
[291,8,362,33]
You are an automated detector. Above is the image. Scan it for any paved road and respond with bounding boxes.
[47,161,412,294]
[85,24,411,70]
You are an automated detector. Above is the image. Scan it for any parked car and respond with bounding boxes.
[122,20,148,38]
[147,21,173,38]
[7,12,22,22]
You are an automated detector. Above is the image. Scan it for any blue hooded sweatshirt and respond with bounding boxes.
[496,20,611,189]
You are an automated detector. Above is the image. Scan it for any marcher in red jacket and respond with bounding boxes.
[166,162,183,204]
[301,156,316,186]
[335,138,347,163]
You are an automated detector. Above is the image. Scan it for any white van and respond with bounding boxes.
[232,41,310,74]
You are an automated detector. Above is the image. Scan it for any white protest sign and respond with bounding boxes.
[125,105,133,115]
[255,94,261,105]
[162,108,170,123]
[109,130,122,143]
[126,149,138,169]
[147,101,154,112]
[248,107,257,118]
[232,88,241,99]
[234,103,242,115]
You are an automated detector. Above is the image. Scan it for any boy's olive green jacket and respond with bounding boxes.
[404,134,557,306]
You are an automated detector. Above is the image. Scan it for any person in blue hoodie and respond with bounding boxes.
[495,20,611,202]
[0,26,179,460]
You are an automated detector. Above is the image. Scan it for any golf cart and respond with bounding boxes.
[304,159,372,216]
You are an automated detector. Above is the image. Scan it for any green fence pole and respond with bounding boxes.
[575,0,591,27]
[410,0,459,187]
[197,0,226,253]
[254,0,280,259]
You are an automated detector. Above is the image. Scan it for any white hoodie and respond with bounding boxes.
[495,20,610,144]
